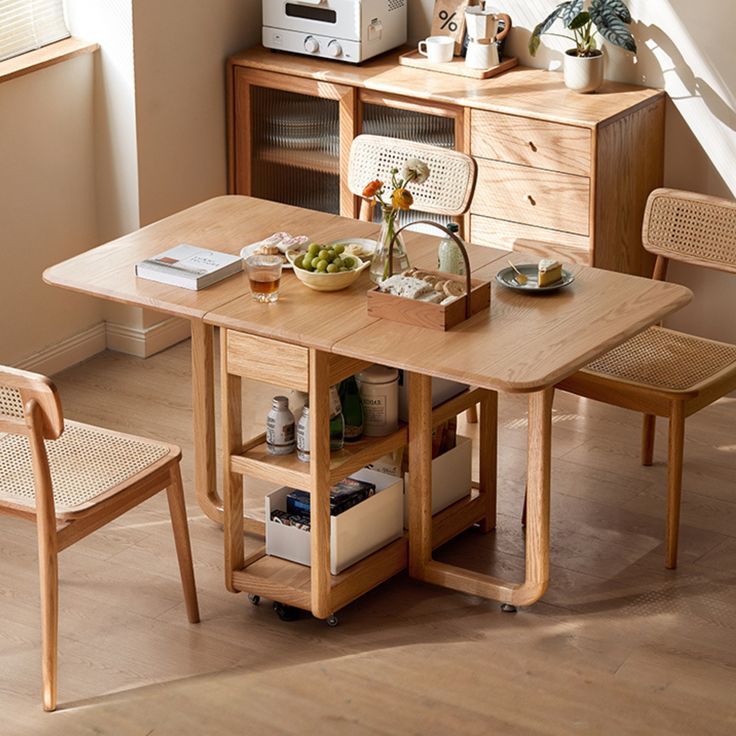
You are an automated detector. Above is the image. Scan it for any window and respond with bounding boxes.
[0,0,70,62]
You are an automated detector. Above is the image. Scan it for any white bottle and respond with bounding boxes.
[266,396,295,455]
[356,365,399,437]
[437,223,466,276]
[296,403,310,462]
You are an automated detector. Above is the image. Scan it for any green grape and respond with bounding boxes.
[315,259,328,272]
[342,256,355,269]
[307,243,320,256]
[326,263,338,273]
[333,244,345,255]
[295,255,305,269]
[332,257,343,269]
[327,249,336,260]
[302,255,312,270]
[318,249,330,260]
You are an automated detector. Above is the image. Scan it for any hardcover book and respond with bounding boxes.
[135,244,242,290]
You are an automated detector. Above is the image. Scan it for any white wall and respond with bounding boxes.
[413,0,736,343]
[0,55,103,367]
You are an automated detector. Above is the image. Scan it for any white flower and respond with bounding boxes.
[403,158,430,185]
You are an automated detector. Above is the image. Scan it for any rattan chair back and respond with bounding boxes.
[348,134,477,216]
[0,366,63,439]
[643,188,736,274]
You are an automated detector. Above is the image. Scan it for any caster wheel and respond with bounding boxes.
[273,601,301,622]
[247,594,260,606]
[501,603,517,613]
[326,614,339,628]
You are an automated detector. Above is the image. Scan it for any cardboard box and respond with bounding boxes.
[403,435,472,525]
[398,373,468,422]
[265,468,404,575]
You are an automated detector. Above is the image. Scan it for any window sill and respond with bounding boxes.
[0,37,99,85]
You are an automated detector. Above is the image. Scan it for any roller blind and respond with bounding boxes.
[0,0,70,62]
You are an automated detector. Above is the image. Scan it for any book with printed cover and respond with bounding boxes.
[135,244,242,290]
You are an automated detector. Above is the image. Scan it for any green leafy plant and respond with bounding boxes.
[529,0,636,57]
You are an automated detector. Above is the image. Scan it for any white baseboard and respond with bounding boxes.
[105,316,191,358]
[14,323,107,376]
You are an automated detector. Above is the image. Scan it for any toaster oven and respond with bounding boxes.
[262,0,408,64]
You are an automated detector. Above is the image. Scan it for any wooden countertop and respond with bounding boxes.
[229,46,664,128]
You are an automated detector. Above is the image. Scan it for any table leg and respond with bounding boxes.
[191,321,222,523]
[408,376,553,608]
[477,390,498,534]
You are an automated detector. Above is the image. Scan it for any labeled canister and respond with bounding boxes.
[356,365,399,437]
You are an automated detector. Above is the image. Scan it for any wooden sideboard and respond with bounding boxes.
[227,46,665,276]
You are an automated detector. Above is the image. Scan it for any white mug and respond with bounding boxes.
[418,36,454,64]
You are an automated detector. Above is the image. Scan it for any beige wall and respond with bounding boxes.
[0,55,103,366]
[414,0,736,343]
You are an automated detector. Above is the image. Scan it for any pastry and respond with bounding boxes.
[443,280,466,298]
[538,259,563,287]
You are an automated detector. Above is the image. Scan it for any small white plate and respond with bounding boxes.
[240,234,309,270]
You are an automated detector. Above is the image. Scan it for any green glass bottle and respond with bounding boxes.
[329,385,345,451]
[339,376,364,443]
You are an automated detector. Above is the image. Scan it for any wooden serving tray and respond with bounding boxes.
[367,271,491,331]
[398,50,518,80]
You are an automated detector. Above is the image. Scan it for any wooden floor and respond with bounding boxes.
[2,338,735,735]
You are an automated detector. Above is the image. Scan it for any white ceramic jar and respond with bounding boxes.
[356,365,399,437]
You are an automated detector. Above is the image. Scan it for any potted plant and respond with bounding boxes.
[529,0,636,93]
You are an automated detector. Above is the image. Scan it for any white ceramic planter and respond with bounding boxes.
[563,49,604,93]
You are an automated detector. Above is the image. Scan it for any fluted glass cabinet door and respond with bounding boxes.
[249,86,341,215]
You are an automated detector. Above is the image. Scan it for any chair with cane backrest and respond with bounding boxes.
[557,188,736,569]
[347,134,477,229]
[0,366,200,711]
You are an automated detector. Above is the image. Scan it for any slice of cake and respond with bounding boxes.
[538,259,563,287]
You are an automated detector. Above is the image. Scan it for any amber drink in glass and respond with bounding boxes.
[245,254,282,303]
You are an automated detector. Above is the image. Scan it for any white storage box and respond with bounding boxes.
[398,373,468,422]
[265,468,404,575]
[403,435,472,525]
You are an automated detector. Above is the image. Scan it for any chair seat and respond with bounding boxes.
[0,420,177,517]
[582,326,736,393]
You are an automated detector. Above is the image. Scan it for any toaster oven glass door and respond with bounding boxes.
[284,3,337,23]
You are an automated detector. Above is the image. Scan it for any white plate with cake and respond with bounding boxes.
[495,259,575,293]
[240,232,310,269]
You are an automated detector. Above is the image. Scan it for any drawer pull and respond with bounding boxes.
[528,141,538,152]
[527,195,537,206]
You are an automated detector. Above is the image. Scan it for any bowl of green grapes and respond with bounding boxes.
[287,242,370,292]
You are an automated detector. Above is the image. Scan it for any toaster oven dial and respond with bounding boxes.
[304,36,320,53]
[327,40,343,58]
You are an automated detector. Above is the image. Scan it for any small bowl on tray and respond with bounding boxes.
[286,247,370,292]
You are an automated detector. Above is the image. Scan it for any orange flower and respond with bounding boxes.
[362,180,383,198]
[392,187,413,211]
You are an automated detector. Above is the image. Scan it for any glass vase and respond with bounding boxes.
[369,207,410,284]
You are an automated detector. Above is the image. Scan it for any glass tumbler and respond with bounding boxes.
[245,254,283,303]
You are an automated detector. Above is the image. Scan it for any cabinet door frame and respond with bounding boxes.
[356,89,467,227]
[228,65,358,216]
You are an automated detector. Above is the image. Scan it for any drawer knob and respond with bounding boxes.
[528,141,538,152]
[527,195,537,206]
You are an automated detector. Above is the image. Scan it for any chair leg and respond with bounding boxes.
[166,464,201,623]
[38,539,58,711]
[665,403,686,570]
[641,414,656,466]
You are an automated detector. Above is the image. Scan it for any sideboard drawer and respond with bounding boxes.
[472,159,590,236]
[470,111,591,176]
[470,215,592,264]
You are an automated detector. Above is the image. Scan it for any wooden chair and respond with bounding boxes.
[347,134,478,230]
[557,188,736,569]
[348,134,481,422]
[0,366,200,711]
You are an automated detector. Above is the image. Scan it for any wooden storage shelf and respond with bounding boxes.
[230,424,408,490]
[256,146,339,175]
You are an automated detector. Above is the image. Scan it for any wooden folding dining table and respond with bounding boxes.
[44,195,692,609]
